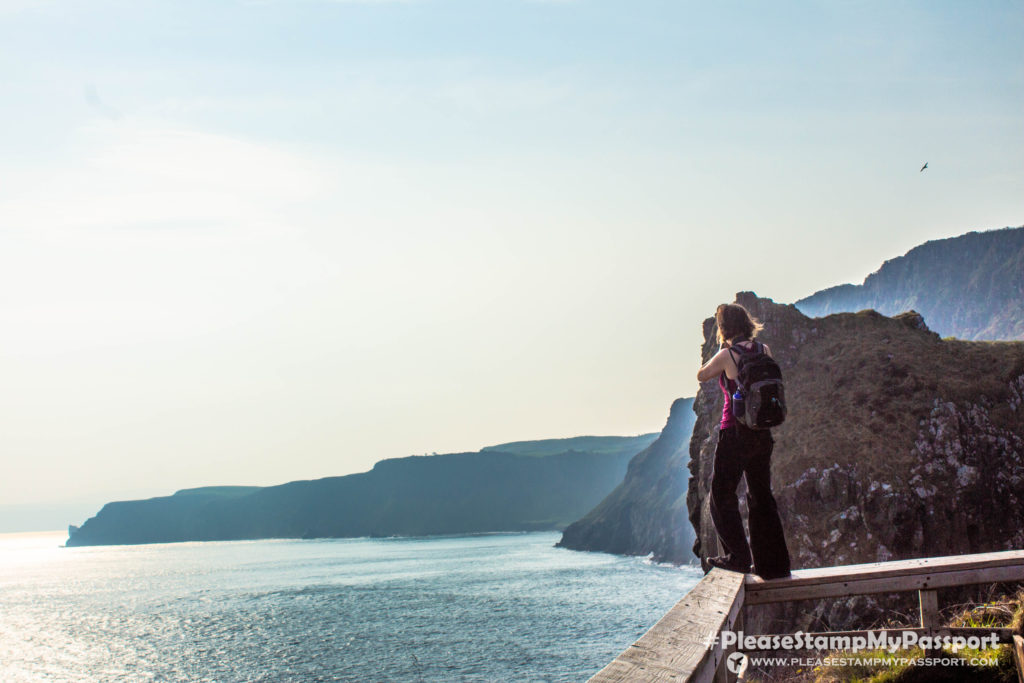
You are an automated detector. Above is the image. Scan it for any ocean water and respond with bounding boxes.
[0,531,701,682]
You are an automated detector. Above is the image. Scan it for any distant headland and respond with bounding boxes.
[66,434,657,546]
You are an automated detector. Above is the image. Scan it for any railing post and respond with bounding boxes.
[918,589,940,657]
[1011,634,1024,683]
[596,552,1024,682]
[713,598,745,682]
[713,657,728,683]
[712,651,739,683]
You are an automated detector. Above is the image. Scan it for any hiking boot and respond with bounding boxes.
[756,568,792,580]
[703,556,751,574]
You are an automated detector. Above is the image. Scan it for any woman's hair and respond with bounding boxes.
[715,303,763,346]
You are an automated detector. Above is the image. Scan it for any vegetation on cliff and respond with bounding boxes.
[65,434,656,547]
[757,588,1024,683]
[688,293,1024,630]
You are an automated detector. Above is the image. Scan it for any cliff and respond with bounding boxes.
[556,398,697,563]
[65,434,656,547]
[687,292,1024,629]
[796,225,1024,340]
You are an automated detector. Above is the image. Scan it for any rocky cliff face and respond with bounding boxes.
[688,293,1024,629]
[557,398,697,564]
[796,226,1024,341]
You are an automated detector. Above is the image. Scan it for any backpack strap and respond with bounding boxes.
[725,343,751,389]
[730,340,763,391]
[732,340,760,358]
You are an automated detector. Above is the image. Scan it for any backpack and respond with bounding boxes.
[728,341,787,430]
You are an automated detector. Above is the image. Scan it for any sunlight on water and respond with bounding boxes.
[0,531,701,681]
[0,530,67,568]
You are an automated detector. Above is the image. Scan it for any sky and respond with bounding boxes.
[1,0,1022,528]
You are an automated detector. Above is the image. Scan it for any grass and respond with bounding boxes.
[746,588,1024,683]
[478,434,659,458]
[764,309,1024,486]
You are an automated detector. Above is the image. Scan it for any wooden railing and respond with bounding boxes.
[589,549,1024,683]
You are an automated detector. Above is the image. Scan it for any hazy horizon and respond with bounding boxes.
[2,1,1022,529]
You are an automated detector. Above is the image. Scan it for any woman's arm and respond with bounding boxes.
[696,348,729,383]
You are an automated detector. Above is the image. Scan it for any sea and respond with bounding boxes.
[0,530,701,682]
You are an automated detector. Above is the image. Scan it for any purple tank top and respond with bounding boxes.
[719,372,737,429]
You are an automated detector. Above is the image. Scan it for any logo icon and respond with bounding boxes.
[726,651,747,675]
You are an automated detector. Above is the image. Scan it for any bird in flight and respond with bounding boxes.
[920,162,928,172]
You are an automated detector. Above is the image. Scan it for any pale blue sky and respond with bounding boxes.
[1,1,1021,521]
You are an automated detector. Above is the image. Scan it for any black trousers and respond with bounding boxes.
[709,425,791,577]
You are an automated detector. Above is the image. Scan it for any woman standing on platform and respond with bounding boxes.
[696,303,791,580]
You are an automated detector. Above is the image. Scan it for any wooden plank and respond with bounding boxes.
[590,569,745,683]
[592,551,1024,681]
[918,589,940,656]
[745,561,1024,605]
[746,549,1024,589]
[739,627,1016,652]
[1012,634,1024,683]
[691,570,746,683]
[918,590,939,629]
[712,656,728,683]
[713,589,744,683]
[728,609,746,683]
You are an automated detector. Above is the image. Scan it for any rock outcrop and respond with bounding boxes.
[557,398,697,564]
[688,293,1024,629]
[796,225,1024,341]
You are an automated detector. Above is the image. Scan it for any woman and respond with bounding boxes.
[696,303,791,580]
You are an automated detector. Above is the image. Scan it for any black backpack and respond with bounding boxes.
[728,341,787,430]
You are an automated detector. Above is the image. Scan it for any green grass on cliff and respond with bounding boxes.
[172,486,263,498]
[751,588,1024,683]
[480,434,658,458]
[752,307,1024,485]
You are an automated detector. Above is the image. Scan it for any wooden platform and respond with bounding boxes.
[590,549,1024,683]
[745,549,1024,605]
